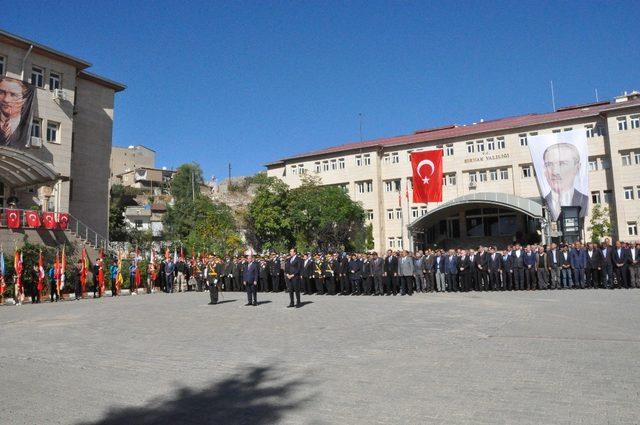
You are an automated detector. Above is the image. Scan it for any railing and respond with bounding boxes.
[0,207,109,251]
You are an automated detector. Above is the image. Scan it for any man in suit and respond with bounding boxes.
[398,250,415,295]
[164,259,175,293]
[535,246,549,290]
[324,254,337,295]
[423,250,436,292]
[487,247,502,291]
[523,246,536,290]
[559,245,573,289]
[629,243,640,289]
[383,249,399,295]
[585,242,604,288]
[445,249,458,292]
[542,143,589,221]
[457,250,471,292]
[511,244,525,290]
[348,253,362,295]
[302,253,314,295]
[613,241,630,288]
[285,248,303,307]
[547,243,561,289]
[371,252,384,295]
[474,246,489,291]
[502,248,513,291]
[268,254,281,292]
[413,251,426,293]
[339,253,350,295]
[243,254,259,306]
[361,254,373,295]
[601,240,614,289]
[0,77,33,148]
[434,250,446,292]
[570,242,588,289]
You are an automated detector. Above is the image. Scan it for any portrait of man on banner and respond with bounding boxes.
[528,130,589,221]
[0,76,35,148]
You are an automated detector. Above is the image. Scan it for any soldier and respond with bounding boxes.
[313,254,325,295]
[207,258,219,305]
[259,257,269,292]
[339,253,350,295]
[268,254,281,292]
[325,253,338,295]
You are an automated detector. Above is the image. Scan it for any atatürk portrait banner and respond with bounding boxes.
[0,76,36,149]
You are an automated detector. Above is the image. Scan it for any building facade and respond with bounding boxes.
[110,145,156,186]
[0,30,125,238]
[266,93,640,252]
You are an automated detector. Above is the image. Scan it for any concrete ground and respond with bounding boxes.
[1,289,639,425]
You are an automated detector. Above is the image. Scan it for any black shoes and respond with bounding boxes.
[287,303,294,308]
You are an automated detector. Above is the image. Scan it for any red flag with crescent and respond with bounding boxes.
[57,213,69,230]
[410,150,443,203]
[26,210,41,228]
[6,209,21,228]
[43,212,57,229]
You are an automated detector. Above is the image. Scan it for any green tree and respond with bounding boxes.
[246,175,293,251]
[588,204,613,243]
[171,163,204,202]
[109,184,143,242]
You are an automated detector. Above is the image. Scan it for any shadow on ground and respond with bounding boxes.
[78,365,310,425]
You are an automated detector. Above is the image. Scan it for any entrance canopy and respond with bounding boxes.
[408,192,543,230]
[0,146,59,188]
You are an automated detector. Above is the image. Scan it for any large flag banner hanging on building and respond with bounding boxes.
[0,76,36,149]
[528,130,588,221]
[410,150,444,203]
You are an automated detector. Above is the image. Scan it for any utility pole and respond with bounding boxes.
[228,162,231,182]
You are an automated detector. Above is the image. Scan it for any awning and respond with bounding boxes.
[0,146,60,187]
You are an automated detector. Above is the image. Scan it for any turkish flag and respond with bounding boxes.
[57,213,70,230]
[410,150,443,203]
[43,212,57,229]
[6,209,21,229]
[25,210,41,228]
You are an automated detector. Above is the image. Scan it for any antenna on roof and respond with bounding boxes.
[358,113,363,142]
[550,80,556,111]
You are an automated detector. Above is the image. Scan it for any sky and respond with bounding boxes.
[3,1,639,180]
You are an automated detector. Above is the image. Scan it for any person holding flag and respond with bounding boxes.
[60,245,67,295]
[14,248,24,306]
[111,257,121,297]
[54,250,61,301]
[147,250,157,294]
[97,248,105,297]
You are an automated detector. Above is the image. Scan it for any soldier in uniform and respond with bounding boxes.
[325,253,338,295]
[313,254,325,295]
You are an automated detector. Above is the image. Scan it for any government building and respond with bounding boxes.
[0,29,124,244]
[266,92,640,252]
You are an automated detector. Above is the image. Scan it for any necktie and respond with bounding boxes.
[1,118,11,139]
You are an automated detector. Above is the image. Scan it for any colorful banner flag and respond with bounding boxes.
[0,249,6,296]
[0,76,36,149]
[81,247,89,293]
[410,150,444,203]
[60,246,66,290]
[14,249,23,295]
[37,250,45,294]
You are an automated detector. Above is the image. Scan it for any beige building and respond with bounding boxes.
[115,167,175,194]
[266,93,640,252]
[110,145,155,185]
[0,29,125,239]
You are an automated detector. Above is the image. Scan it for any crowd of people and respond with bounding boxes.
[4,238,639,308]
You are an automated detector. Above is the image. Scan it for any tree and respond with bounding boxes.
[171,163,204,202]
[109,184,144,242]
[246,176,292,252]
[588,204,613,243]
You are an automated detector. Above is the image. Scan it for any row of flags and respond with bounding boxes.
[0,246,67,296]
[2,210,69,230]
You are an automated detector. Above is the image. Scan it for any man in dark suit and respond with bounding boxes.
[547,243,560,289]
[487,247,502,291]
[383,250,399,295]
[474,246,489,291]
[502,248,513,291]
[457,250,471,292]
[523,246,536,290]
[348,253,362,295]
[629,243,640,289]
[613,241,630,288]
[339,253,350,295]
[535,246,549,289]
[585,242,604,288]
[243,254,259,306]
[559,245,573,289]
[601,240,614,289]
[285,248,303,307]
[570,242,588,289]
[445,249,458,292]
[302,253,314,295]
[371,252,384,295]
[361,254,373,295]
[511,244,525,290]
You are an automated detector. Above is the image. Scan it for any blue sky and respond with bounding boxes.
[3,1,639,180]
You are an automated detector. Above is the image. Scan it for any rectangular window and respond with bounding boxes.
[552,129,561,134]
[445,144,454,156]
[355,155,362,167]
[591,191,601,204]
[500,169,509,180]
[420,207,427,216]
[388,237,395,249]
[382,153,390,164]
[617,117,628,131]
[603,190,613,204]
[563,127,573,132]
[49,71,61,91]
[486,138,495,151]
[31,66,44,87]
[631,115,640,130]
[588,159,598,171]
[522,165,533,178]
[366,210,374,220]
[298,164,306,174]
[476,140,484,152]
[338,158,345,169]
[397,237,403,249]
[624,186,634,200]
[489,169,498,181]
[497,137,505,149]
[622,153,632,166]
[469,172,478,183]
[391,152,399,164]
[30,118,41,138]
[330,159,337,170]
[637,186,640,200]
[46,121,60,143]
[291,165,298,175]
[519,134,528,146]
[356,180,373,194]
[363,153,371,166]
[314,162,321,173]
[387,209,394,220]
[384,179,400,192]
[395,209,402,219]
[478,171,487,182]
[411,207,419,219]
[447,174,456,186]
[628,222,638,236]
[466,141,475,153]
[585,125,595,138]
[635,153,640,165]
[322,160,329,172]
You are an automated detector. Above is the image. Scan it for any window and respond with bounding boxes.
[486,138,495,151]
[355,155,362,167]
[469,172,478,183]
[496,137,505,149]
[322,160,329,172]
[478,171,487,182]
[628,222,638,236]
[622,153,632,166]
[291,165,298,175]
[420,206,427,216]
[298,164,306,174]
[603,190,614,204]
[591,191,601,204]
[387,209,394,220]
[411,207,419,219]
[338,158,345,169]
[30,118,41,138]
[466,141,475,153]
[395,209,402,219]
[635,153,640,165]
[391,152,399,164]
[563,127,573,132]
[624,186,634,200]
[489,169,498,181]
[500,169,509,180]
[382,153,390,164]
[397,237,403,249]
[617,117,628,131]
[49,71,61,91]
[384,179,400,192]
[356,180,373,194]
[388,237,395,249]
[637,186,640,200]
[0,56,4,75]
[521,165,533,178]
[445,144,454,156]
[330,159,337,170]
[552,129,561,134]
[366,210,374,220]
[585,125,595,138]
[519,134,528,146]
[601,158,611,170]
[446,174,456,186]
[631,115,640,130]
[476,140,484,152]
[363,153,371,166]
[31,66,44,87]
[588,159,598,171]
[314,162,321,173]
[46,121,60,143]
[135,220,143,229]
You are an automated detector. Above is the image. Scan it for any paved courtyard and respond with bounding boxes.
[1,290,639,424]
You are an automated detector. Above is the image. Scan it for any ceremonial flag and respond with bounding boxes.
[14,248,23,294]
[115,252,123,293]
[173,247,178,263]
[37,250,45,294]
[60,246,66,290]
[54,251,61,296]
[0,249,6,296]
[26,210,41,228]
[6,209,21,229]
[134,247,141,289]
[43,212,57,229]
[58,213,70,230]
[410,150,444,203]
[80,247,89,293]
[98,248,105,294]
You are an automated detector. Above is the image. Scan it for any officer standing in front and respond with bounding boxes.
[285,248,303,308]
[243,254,259,306]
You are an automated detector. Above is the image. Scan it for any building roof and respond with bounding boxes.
[265,97,640,166]
[78,70,126,92]
[112,144,156,153]
[115,167,176,177]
